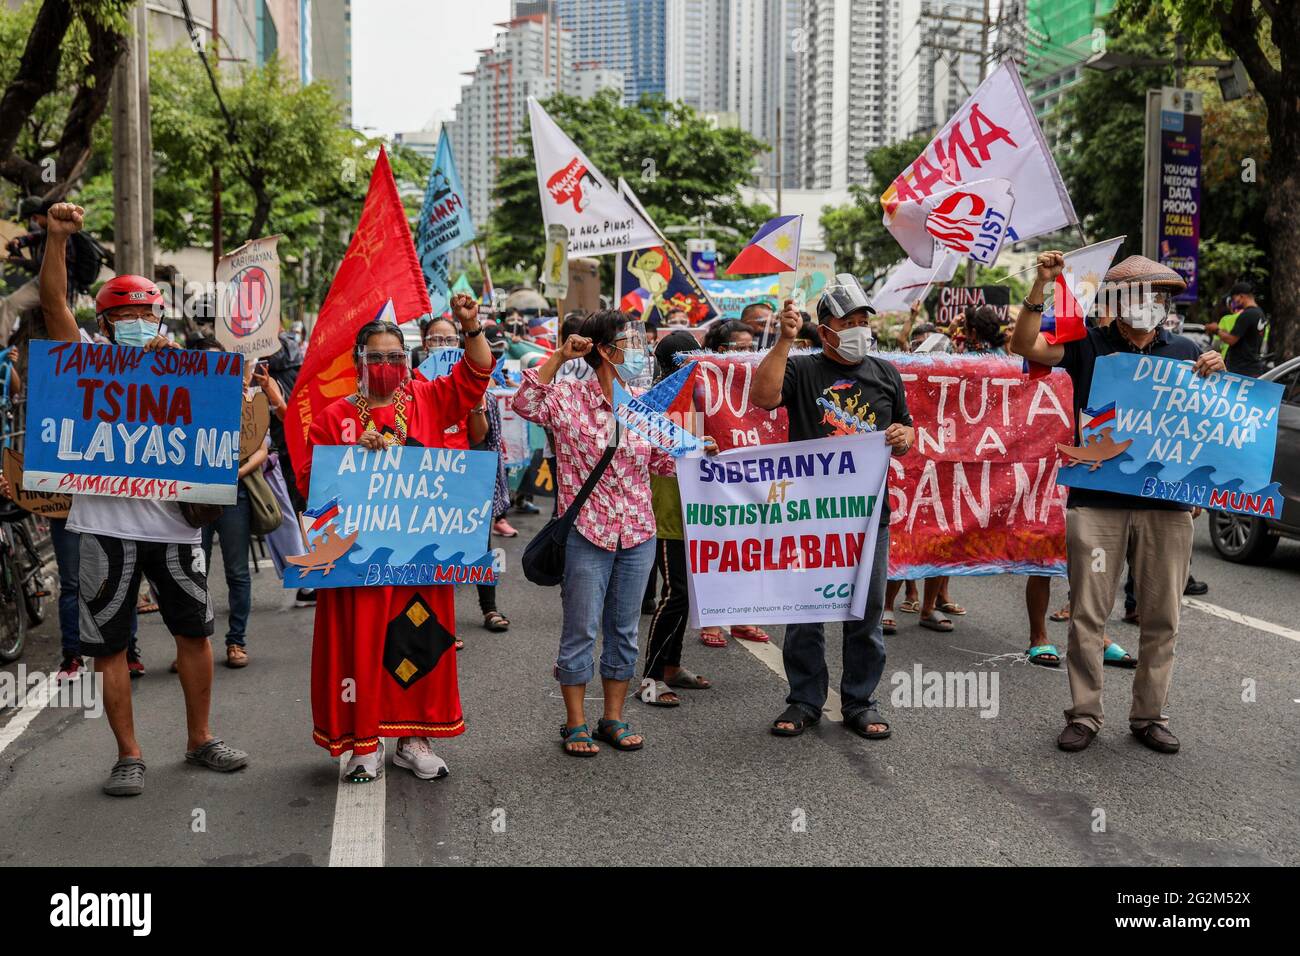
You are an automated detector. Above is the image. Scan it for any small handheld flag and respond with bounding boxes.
[726,215,802,275]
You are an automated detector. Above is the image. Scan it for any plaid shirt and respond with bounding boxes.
[513,368,675,551]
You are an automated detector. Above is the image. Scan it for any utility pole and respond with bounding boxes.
[137,2,153,280]
[111,1,149,278]
[775,105,783,216]
[211,0,222,278]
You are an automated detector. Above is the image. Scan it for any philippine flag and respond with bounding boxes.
[304,496,342,532]
[1042,236,1125,345]
[726,214,802,275]
[1081,402,1117,431]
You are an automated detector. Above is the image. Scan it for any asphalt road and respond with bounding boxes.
[1,513,1296,867]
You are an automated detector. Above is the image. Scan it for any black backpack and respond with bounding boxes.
[68,232,110,293]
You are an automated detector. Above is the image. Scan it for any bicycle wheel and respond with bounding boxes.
[16,522,50,626]
[0,550,28,663]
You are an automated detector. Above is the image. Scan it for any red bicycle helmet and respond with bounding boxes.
[95,275,163,317]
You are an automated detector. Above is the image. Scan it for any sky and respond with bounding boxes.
[350,0,512,136]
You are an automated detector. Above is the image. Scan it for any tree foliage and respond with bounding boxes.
[488,90,774,281]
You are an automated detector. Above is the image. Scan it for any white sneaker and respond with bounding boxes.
[343,740,384,783]
[394,736,449,780]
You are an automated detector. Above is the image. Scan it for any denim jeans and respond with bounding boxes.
[201,482,251,646]
[556,527,655,685]
[49,517,81,656]
[783,526,890,721]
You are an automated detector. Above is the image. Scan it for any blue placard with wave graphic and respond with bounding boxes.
[1057,353,1284,517]
[285,444,498,589]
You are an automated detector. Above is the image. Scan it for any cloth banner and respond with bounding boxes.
[885,354,1073,578]
[698,276,781,321]
[881,61,1076,244]
[677,433,890,627]
[286,445,497,589]
[690,350,790,451]
[1057,353,1284,517]
[24,341,243,504]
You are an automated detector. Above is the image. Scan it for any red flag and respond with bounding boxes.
[285,149,428,467]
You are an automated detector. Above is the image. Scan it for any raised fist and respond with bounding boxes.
[46,203,84,237]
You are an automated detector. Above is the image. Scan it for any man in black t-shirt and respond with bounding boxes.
[1211,280,1267,377]
[752,278,915,741]
[1012,252,1225,757]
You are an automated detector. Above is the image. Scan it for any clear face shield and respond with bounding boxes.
[821,273,872,319]
[356,346,411,399]
[821,274,877,361]
[606,322,653,390]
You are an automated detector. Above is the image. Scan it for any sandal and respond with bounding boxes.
[771,704,820,737]
[665,668,711,690]
[560,723,599,757]
[1049,605,1071,622]
[883,613,897,635]
[1104,641,1138,668]
[919,610,953,632]
[638,679,680,707]
[937,601,966,616]
[898,599,921,614]
[1026,643,1061,667]
[483,611,510,632]
[730,625,771,643]
[594,718,643,752]
[845,708,891,740]
[699,627,727,648]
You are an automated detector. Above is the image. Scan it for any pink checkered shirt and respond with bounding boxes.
[513,368,675,551]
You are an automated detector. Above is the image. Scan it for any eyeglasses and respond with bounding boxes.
[720,342,756,352]
[360,350,408,366]
[425,336,459,348]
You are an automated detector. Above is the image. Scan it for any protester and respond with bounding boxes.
[703,319,754,354]
[663,307,691,329]
[752,284,915,740]
[1205,280,1267,376]
[297,293,492,782]
[513,310,675,757]
[38,202,248,796]
[739,301,778,349]
[641,331,714,704]
[1011,252,1224,755]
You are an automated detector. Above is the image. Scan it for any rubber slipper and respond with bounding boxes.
[771,704,819,737]
[883,614,897,635]
[1049,607,1071,622]
[898,599,921,614]
[699,628,727,648]
[1026,644,1061,667]
[1103,642,1138,668]
[845,709,891,739]
[919,611,953,632]
[638,679,680,707]
[937,602,966,616]
[665,668,711,690]
[730,625,771,643]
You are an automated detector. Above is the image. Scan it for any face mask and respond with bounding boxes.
[611,346,648,383]
[112,318,161,348]
[827,325,875,362]
[361,362,408,398]
[1122,294,1166,333]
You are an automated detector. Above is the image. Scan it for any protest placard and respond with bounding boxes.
[612,364,703,458]
[417,347,464,382]
[2,448,69,518]
[217,236,282,359]
[886,354,1072,577]
[285,444,497,589]
[934,286,1011,327]
[23,340,243,504]
[1057,353,1284,517]
[699,275,781,320]
[239,390,270,463]
[677,433,890,626]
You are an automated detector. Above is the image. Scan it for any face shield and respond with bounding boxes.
[821,274,872,319]
[605,322,652,390]
[357,345,410,399]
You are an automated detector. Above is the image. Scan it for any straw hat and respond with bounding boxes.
[1101,255,1186,293]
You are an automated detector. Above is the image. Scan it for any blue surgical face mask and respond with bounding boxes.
[112,318,161,348]
[611,345,647,383]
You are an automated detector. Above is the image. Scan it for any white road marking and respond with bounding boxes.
[328,747,386,867]
[0,680,55,759]
[733,637,843,723]
[1182,597,1300,644]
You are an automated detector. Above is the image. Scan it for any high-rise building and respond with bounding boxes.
[665,0,729,113]
[729,0,801,191]
[1023,0,1116,150]
[896,0,986,141]
[797,0,901,189]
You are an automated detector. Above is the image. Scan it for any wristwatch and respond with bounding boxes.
[1021,299,1045,313]
[464,326,484,338]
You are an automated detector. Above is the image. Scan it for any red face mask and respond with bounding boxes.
[363,362,408,397]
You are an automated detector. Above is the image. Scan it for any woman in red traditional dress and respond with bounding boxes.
[296,294,494,782]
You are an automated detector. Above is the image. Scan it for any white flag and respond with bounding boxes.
[881,61,1076,244]
[886,177,1016,268]
[869,251,959,314]
[529,98,659,257]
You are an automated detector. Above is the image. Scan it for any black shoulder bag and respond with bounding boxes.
[521,427,619,587]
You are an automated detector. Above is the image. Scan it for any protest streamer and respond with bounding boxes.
[615,178,718,325]
[285,149,428,470]
[416,129,476,316]
[881,61,1077,244]
[1057,353,1284,517]
[886,354,1072,578]
[529,97,658,256]
[286,444,497,589]
[612,363,703,458]
[24,341,244,504]
[542,224,570,300]
[677,433,890,627]
[216,235,282,359]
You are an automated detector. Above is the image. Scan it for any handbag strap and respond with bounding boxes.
[563,423,620,519]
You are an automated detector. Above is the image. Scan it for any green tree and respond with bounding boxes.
[1117,0,1298,359]
[488,90,773,282]
[0,0,132,198]
[817,133,933,286]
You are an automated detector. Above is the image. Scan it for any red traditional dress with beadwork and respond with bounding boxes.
[296,355,494,756]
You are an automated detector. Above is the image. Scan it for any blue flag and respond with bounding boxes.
[416,130,476,315]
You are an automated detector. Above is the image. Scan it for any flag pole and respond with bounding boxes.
[472,239,493,306]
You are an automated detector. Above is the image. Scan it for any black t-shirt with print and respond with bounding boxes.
[1226,305,1267,377]
[780,352,912,517]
